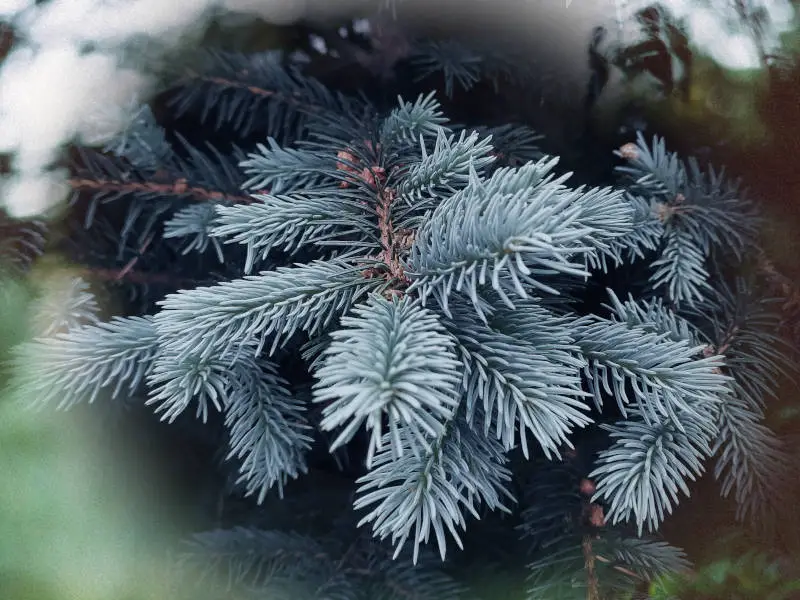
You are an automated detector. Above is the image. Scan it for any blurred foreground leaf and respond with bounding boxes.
[0,276,216,600]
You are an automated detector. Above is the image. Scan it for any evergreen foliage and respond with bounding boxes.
[0,212,45,281]
[3,12,796,600]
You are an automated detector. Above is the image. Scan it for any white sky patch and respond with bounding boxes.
[0,0,310,219]
[0,0,27,13]
[615,0,796,69]
[687,8,761,69]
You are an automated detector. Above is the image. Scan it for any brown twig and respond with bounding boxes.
[594,554,642,580]
[375,185,410,283]
[703,323,740,361]
[114,233,154,280]
[653,196,690,223]
[582,535,601,600]
[80,236,201,289]
[68,176,254,204]
[579,478,603,600]
[335,146,412,296]
[187,73,324,114]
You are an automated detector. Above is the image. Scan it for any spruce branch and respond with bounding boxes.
[407,159,632,318]
[354,414,513,564]
[167,50,366,140]
[588,193,664,272]
[650,226,711,305]
[409,40,483,97]
[224,362,314,501]
[756,250,800,341]
[101,103,173,170]
[379,91,450,148]
[9,315,159,409]
[353,549,469,600]
[605,291,700,345]
[573,307,729,426]
[443,300,591,459]
[23,39,793,592]
[696,279,794,521]
[582,535,600,600]
[239,137,336,191]
[74,227,208,290]
[526,541,590,599]
[601,536,690,580]
[713,395,787,522]
[526,532,688,600]
[703,277,797,411]
[212,187,375,273]
[68,167,254,206]
[0,212,46,277]
[178,526,467,600]
[313,295,461,466]
[590,407,718,534]
[615,134,759,304]
[154,259,386,362]
[178,528,355,599]
[396,128,495,208]
[146,345,233,423]
[27,276,100,337]
[469,123,544,169]
[72,141,256,223]
[164,203,226,260]
[81,264,202,289]
[375,185,412,289]
[517,457,585,550]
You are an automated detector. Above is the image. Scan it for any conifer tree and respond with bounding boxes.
[3,11,795,600]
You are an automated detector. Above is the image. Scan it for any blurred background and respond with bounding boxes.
[2,0,800,598]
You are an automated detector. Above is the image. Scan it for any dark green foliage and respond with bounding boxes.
[0,212,45,281]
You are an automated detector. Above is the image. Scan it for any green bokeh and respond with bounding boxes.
[0,278,197,600]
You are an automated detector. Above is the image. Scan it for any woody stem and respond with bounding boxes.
[375,183,406,284]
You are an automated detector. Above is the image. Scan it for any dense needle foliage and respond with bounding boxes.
[2,11,796,600]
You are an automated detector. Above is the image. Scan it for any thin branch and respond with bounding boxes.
[68,176,254,204]
[336,147,412,296]
[375,184,411,285]
[185,73,325,114]
[582,535,600,600]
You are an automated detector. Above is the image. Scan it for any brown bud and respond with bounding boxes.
[360,166,386,187]
[580,478,596,496]
[589,504,605,527]
[336,150,359,173]
[654,202,676,223]
[618,143,639,160]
